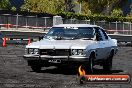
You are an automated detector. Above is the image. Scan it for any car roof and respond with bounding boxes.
[53,24,100,28]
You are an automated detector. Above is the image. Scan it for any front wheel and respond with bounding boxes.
[31,65,41,72]
[103,52,113,72]
[83,55,95,74]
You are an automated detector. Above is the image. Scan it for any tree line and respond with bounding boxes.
[0,0,131,17]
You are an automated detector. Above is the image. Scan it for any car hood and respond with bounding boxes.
[26,39,96,49]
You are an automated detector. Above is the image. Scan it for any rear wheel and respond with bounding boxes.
[103,51,114,72]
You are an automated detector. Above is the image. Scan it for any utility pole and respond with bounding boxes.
[79,2,82,14]
[16,13,18,29]
[78,0,82,14]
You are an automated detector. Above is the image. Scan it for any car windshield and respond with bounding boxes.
[44,27,94,40]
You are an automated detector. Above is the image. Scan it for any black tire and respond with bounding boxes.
[31,65,41,72]
[77,76,87,84]
[103,51,114,72]
[83,54,95,74]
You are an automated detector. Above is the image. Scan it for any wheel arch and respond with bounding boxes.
[110,48,115,56]
[88,50,96,59]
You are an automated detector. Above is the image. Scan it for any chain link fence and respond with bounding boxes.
[0,14,53,31]
[0,15,132,35]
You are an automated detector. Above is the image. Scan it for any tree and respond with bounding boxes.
[64,0,75,12]
[21,0,66,14]
[76,0,124,15]
[0,0,11,10]
[111,8,123,17]
[129,4,132,16]
[75,0,91,14]
[11,6,17,11]
[21,0,127,15]
[75,0,108,14]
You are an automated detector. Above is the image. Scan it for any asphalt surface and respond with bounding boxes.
[0,45,131,88]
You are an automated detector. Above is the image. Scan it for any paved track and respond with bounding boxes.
[0,45,131,88]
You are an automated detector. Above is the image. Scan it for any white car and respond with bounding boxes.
[23,24,118,73]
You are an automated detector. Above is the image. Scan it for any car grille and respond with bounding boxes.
[40,49,70,56]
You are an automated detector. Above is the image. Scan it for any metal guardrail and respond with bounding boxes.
[108,34,132,42]
[0,30,46,44]
[1,30,46,39]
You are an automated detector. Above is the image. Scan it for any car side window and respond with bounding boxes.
[94,27,109,41]
[95,28,103,41]
[100,28,108,40]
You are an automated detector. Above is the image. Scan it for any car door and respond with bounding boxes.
[94,28,108,59]
[99,28,110,59]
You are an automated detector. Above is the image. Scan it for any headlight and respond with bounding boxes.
[29,49,34,54]
[72,49,85,55]
[72,49,78,55]
[25,48,28,54]
[34,49,39,54]
[27,48,39,54]
[78,50,83,55]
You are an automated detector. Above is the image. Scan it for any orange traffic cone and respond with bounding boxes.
[28,38,31,45]
[3,37,6,47]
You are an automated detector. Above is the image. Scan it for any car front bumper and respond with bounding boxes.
[23,54,89,62]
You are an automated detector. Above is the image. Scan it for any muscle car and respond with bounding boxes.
[23,24,118,73]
